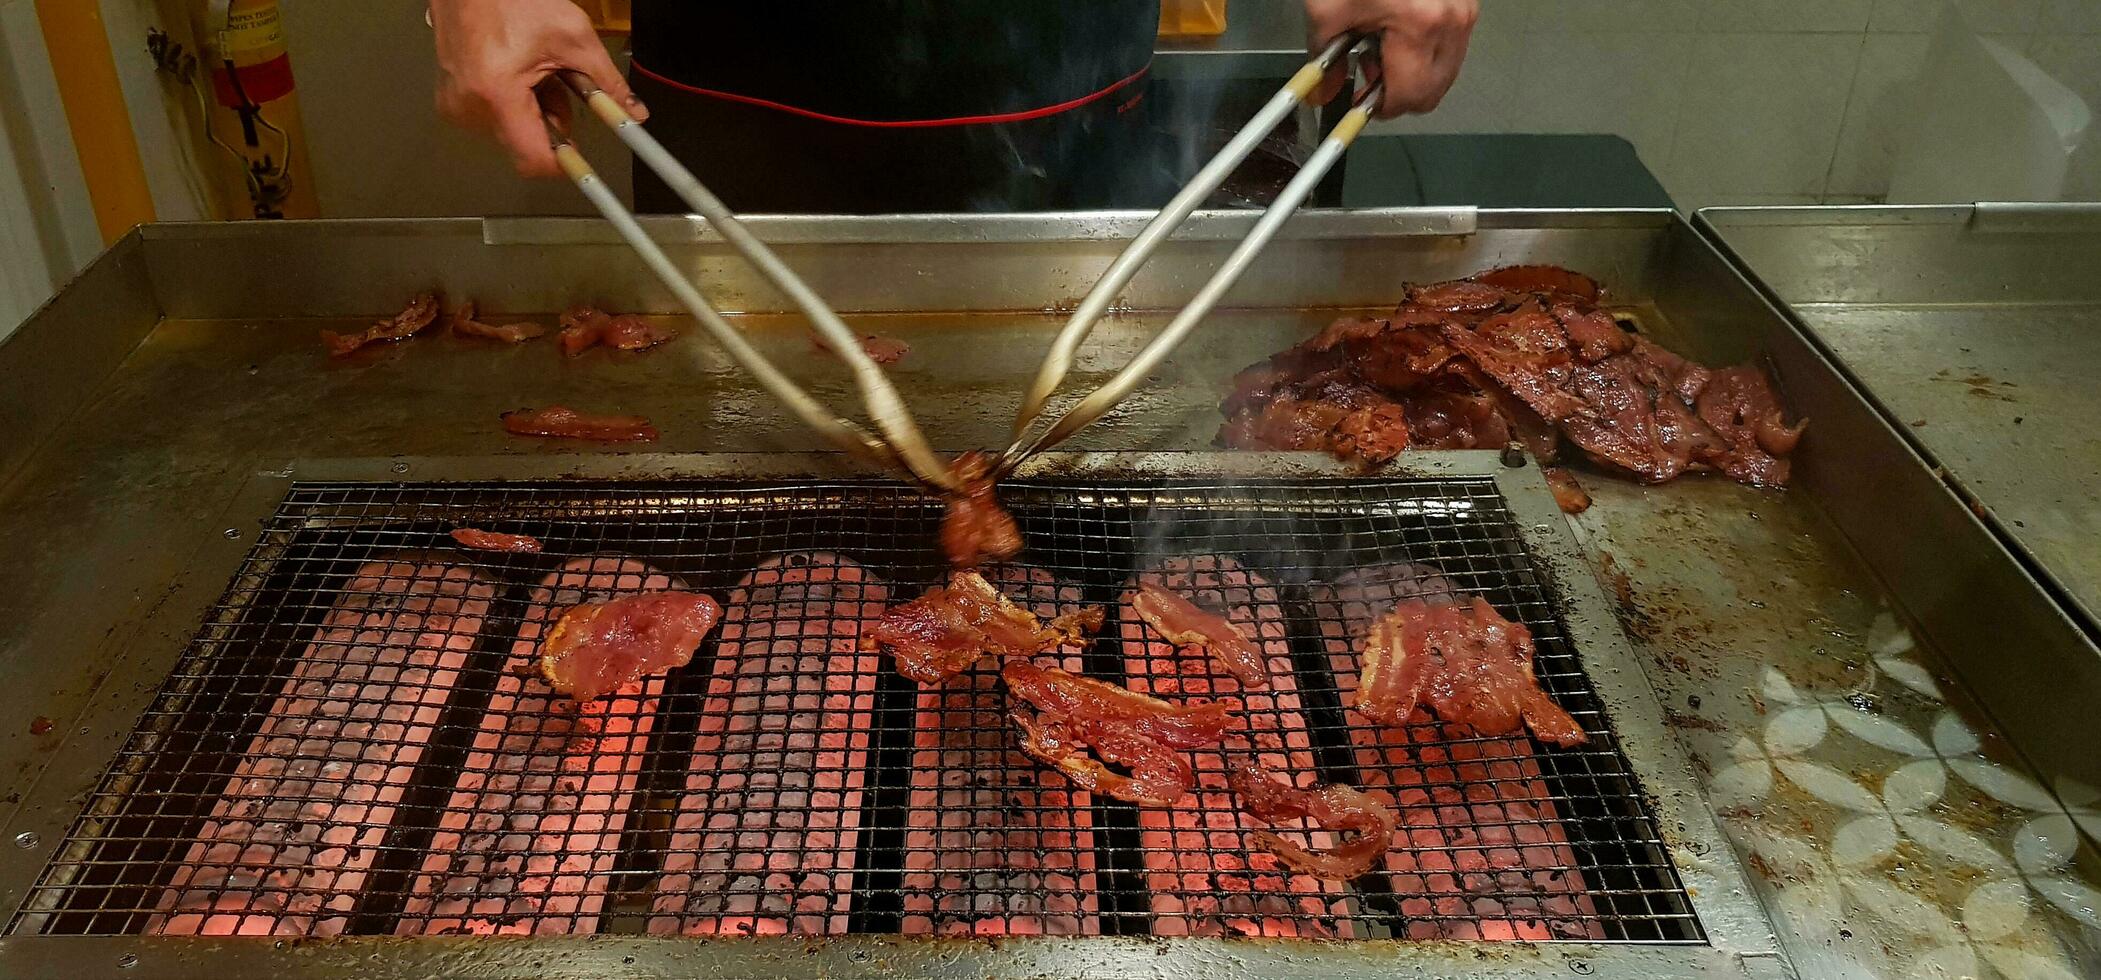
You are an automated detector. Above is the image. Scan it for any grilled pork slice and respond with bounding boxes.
[940,451,1022,568]
[399,557,680,935]
[649,552,887,936]
[537,591,721,701]
[865,569,1102,684]
[1309,571,1601,940]
[556,305,675,356]
[1359,596,1586,747]
[448,528,543,553]
[449,301,547,343]
[152,560,490,936]
[899,565,1100,936]
[1003,661,1229,807]
[1120,555,1348,937]
[1228,761,1397,881]
[1131,581,1270,689]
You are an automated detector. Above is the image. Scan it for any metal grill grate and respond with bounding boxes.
[9,478,1701,942]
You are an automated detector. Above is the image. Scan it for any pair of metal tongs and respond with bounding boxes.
[545,74,961,493]
[997,35,1382,476]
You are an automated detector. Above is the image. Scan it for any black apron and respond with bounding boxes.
[628,1,1166,213]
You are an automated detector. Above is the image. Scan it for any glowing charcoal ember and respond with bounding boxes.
[649,552,886,936]
[899,565,1100,936]
[1120,555,1348,938]
[151,561,491,936]
[1309,571,1602,941]
[399,557,679,935]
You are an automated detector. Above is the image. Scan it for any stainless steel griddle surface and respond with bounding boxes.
[12,477,1696,943]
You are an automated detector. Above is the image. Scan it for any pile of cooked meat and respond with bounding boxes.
[1218,265,1805,508]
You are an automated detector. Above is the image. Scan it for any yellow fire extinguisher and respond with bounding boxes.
[198,0,318,218]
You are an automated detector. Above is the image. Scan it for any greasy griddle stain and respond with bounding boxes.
[1932,368,2019,403]
[1661,706,1728,734]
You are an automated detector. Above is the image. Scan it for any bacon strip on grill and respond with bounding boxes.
[1131,581,1270,688]
[865,570,1102,684]
[556,305,676,356]
[398,556,673,935]
[448,301,547,343]
[537,590,722,701]
[1002,660,1227,807]
[322,292,440,356]
[449,528,543,553]
[1228,761,1397,881]
[1359,596,1586,747]
[501,405,659,442]
[152,560,489,936]
[940,451,1022,568]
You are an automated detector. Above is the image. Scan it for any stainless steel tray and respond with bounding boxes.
[0,208,2092,977]
[1699,204,2101,638]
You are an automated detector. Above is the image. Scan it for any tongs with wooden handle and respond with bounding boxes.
[545,73,959,494]
[998,36,1378,476]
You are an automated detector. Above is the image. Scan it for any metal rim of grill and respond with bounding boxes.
[8,477,1703,943]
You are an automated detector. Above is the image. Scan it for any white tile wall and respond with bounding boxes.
[1509,31,1692,167]
[1375,0,2101,207]
[1670,32,1862,195]
[1698,0,1876,33]
[1868,0,2042,33]
[1826,32,1934,197]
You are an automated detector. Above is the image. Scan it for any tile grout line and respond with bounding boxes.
[1816,29,1876,203]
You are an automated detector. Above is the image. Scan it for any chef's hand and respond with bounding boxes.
[1305,0,1478,118]
[429,0,648,178]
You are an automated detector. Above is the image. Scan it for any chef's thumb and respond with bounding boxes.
[566,32,649,122]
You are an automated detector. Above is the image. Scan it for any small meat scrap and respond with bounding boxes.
[866,570,1103,684]
[1542,468,1592,515]
[1228,761,1397,881]
[1002,661,1229,806]
[501,405,659,442]
[557,305,676,356]
[538,592,722,701]
[322,291,440,356]
[814,333,910,364]
[940,451,1022,567]
[1131,581,1269,688]
[449,301,546,343]
[449,528,544,553]
[1359,597,1586,747]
